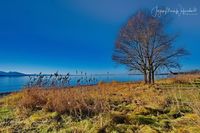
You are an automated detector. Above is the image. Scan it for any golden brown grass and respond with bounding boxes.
[167,86,200,126]
[15,82,142,118]
[1,74,200,132]
[172,74,200,84]
[156,74,200,84]
[9,80,168,120]
[4,74,200,118]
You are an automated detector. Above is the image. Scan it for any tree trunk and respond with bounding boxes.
[152,71,155,84]
[148,70,152,84]
[148,58,152,84]
[144,71,147,84]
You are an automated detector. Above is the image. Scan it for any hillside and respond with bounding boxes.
[0,71,26,76]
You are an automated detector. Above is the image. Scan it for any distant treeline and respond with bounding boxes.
[177,69,200,75]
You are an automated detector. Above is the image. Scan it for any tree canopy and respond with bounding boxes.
[113,10,188,84]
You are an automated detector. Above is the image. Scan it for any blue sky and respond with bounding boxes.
[0,0,199,74]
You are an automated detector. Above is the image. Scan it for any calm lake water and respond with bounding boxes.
[0,75,167,93]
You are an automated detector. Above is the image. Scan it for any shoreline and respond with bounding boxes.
[0,81,137,95]
[0,91,12,98]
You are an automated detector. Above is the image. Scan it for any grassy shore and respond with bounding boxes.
[0,74,200,133]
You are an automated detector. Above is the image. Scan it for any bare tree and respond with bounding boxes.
[112,10,188,84]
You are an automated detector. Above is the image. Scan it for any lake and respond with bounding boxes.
[0,74,167,93]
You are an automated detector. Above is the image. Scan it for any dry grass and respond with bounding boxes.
[11,81,168,120]
[172,74,200,84]
[156,74,200,84]
[158,74,200,127]
[18,88,108,118]
[167,86,200,125]
[16,82,141,119]
[1,74,200,132]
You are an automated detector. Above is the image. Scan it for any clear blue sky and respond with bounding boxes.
[0,0,199,74]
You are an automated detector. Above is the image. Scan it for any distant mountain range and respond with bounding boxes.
[0,71,27,76]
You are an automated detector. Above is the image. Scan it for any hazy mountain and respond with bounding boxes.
[0,71,7,75]
[0,71,27,76]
